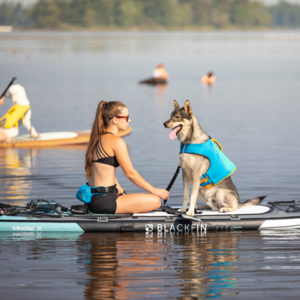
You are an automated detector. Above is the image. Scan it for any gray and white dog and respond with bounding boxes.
[164,100,265,217]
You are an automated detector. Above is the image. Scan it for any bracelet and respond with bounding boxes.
[118,190,127,196]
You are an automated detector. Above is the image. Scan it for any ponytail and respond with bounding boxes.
[85,100,126,178]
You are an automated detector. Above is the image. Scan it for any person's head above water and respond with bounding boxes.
[157,64,164,68]
[207,72,214,78]
[85,100,128,178]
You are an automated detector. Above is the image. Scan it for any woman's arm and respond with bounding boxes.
[114,138,154,192]
[0,97,3,106]
[113,137,169,200]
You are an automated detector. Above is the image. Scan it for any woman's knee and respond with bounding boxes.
[152,195,161,209]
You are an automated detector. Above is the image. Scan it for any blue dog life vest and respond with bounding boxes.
[76,183,102,204]
[180,139,236,189]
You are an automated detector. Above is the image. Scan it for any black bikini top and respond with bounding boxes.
[92,133,120,168]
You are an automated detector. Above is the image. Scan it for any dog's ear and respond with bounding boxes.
[173,99,179,109]
[183,100,193,116]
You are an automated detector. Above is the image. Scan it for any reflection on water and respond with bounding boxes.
[0,232,240,299]
[1,230,300,299]
[0,146,87,205]
[154,84,169,125]
[0,144,133,207]
[0,148,36,203]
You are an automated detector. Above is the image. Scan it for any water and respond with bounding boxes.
[0,31,300,299]
[1,231,300,299]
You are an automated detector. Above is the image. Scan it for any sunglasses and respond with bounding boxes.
[110,115,130,122]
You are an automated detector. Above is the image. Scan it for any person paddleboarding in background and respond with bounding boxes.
[76,100,168,214]
[0,84,39,142]
[153,64,169,81]
[201,72,216,85]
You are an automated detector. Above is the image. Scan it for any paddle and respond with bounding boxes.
[0,77,17,99]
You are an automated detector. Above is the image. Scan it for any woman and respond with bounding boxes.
[82,100,169,214]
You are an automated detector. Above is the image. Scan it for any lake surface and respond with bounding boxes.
[0,31,300,299]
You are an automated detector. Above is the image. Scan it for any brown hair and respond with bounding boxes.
[85,100,126,178]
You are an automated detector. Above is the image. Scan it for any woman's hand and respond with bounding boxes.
[151,188,169,200]
[0,97,3,106]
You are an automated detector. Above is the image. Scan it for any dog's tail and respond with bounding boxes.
[238,196,267,208]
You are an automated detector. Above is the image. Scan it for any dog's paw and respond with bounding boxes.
[219,207,229,213]
[196,205,211,211]
[186,209,195,217]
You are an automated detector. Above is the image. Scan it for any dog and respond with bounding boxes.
[164,100,266,217]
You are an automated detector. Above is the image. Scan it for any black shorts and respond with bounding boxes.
[87,188,119,214]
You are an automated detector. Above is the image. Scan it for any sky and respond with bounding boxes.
[1,0,300,6]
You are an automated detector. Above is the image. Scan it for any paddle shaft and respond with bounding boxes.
[0,77,17,99]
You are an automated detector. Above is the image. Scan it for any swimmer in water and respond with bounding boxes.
[152,64,169,81]
[201,72,215,85]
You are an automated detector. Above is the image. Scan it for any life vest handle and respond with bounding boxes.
[0,77,17,99]
[211,139,223,151]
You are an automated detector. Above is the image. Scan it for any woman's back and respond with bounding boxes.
[89,133,118,187]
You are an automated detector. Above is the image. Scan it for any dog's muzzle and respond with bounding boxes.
[163,121,169,128]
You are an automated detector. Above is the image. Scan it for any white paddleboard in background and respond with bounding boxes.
[15,132,78,141]
[0,127,132,148]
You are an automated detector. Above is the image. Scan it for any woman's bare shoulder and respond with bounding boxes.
[112,135,126,147]
[102,134,125,147]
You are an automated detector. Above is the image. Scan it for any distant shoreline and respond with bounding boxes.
[2,28,300,33]
[2,27,300,33]
[1,0,300,33]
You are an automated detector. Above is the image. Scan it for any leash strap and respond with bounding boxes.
[166,165,181,192]
[161,206,204,223]
[164,144,186,205]
[164,164,181,206]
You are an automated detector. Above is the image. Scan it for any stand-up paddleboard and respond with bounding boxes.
[139,78,167,85]
[1,200,300,233]
[0,127,132,148]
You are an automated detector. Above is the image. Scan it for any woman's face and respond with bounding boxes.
[116,107,131,131]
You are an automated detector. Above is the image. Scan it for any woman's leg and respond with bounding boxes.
[115,193,161,214]
[0,129,8,142]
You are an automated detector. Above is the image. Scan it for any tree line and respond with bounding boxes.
[1,0,300,29]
